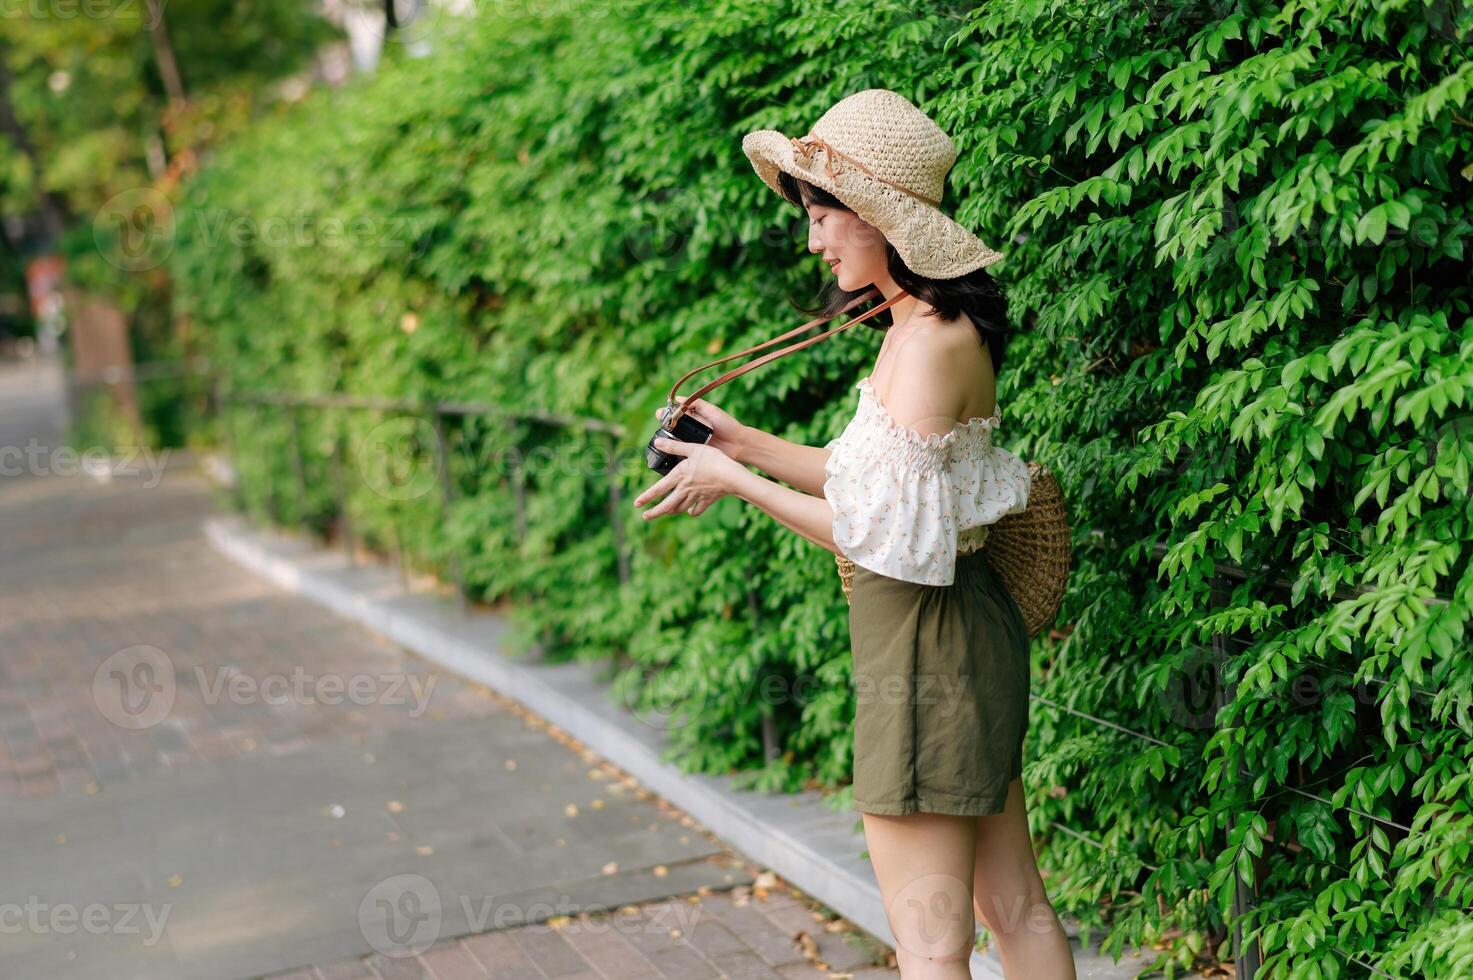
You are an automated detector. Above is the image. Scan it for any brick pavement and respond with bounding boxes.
[0,358,900,979]
[259,888,900,980]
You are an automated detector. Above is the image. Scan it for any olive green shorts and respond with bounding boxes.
[847,547,1031,817]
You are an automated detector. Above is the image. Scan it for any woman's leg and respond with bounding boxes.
[861,810,979,979]
[971,778,1077,979]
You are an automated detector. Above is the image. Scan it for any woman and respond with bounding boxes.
[633,89,1076,979]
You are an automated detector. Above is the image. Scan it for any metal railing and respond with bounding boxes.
[216,385,635,607]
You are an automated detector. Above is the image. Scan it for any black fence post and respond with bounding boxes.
[330,419,357,568]
[1212,568,1261,980]
[507,417,528,547]
[376,408,411,592]
[220,389,246,515]
[287,405,309,526]
[390,519,410,591]
[748,583,781,764]
[430,409,468,613]
[259,403,280,525]
[605,433,630,586]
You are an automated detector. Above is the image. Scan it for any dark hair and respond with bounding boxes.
[776,169,1013,373]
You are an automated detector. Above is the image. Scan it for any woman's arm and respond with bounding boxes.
[728,465,840,556]
[635,437,835,557]
[655,397,833,498]
[736,428,832,498]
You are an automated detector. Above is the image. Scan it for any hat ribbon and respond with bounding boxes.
[789,135,942,208]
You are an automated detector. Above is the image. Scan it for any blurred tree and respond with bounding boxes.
[142,0,187,109]
[0,0,340,252]
[0,48,68,246]
[0,0,342,377]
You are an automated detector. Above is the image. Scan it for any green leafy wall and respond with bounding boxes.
[171,1,1473,975]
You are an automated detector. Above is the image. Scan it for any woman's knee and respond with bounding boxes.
[883,866,977,959]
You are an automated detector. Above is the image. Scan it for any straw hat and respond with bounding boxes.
[741,88,1005,279]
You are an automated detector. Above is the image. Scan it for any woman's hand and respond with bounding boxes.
[634,438,747,520]
[655,396,750,463]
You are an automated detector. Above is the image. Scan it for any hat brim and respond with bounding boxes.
[741,129,1004,279]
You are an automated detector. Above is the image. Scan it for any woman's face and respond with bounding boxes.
[804,198,889,291]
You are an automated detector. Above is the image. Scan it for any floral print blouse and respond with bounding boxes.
[821,375,1031,586]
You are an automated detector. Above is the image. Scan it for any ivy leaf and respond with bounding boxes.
[1356,204,1389,244]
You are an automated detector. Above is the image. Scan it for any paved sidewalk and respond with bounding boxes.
[0,360,899,979]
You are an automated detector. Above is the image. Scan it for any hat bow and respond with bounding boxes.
[788,134,942,209]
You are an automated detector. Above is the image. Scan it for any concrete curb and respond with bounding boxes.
[204,514,1150,979]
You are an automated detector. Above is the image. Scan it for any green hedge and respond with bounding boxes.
[171,1,1473,975]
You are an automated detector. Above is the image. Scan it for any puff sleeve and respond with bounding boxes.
[821,380,1032,587]
[954,443,1031,529]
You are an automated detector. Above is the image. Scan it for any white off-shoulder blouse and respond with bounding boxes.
[822,375,1031,586]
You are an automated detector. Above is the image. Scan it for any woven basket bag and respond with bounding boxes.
[836,460,1071,639]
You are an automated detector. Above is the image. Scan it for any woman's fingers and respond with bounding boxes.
[642,487,688,520]
[633,471,675,506]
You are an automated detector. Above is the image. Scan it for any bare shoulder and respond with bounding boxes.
[913,314,985,363]
[896,315,985,389]
[883,318,979,438]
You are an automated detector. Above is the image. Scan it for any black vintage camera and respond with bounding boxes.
[645,404,713,475]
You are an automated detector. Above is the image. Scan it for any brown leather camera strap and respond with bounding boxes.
[664,287,911,430]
